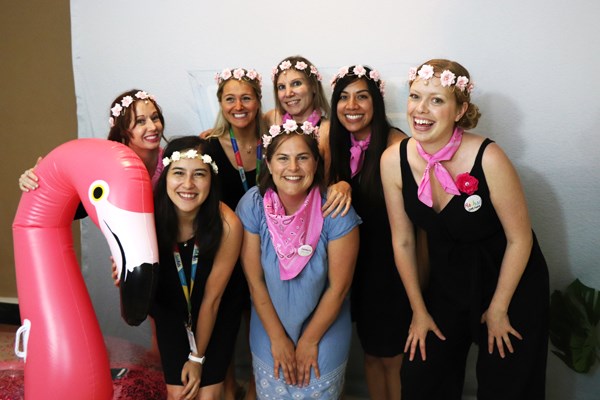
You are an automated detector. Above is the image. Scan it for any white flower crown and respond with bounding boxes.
[330,65,386,97]
[271,60,323,82]
[162,150,219,174]
[408,64,474,93]
[109,90,156,127]
[214,68,262,87]
[262,120,319,149]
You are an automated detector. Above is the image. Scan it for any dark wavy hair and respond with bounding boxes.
[107,89,165,145]
[328,65,393,200]
[257,130,325,196]
[153,136,223,260]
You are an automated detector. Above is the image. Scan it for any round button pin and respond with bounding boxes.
[298,244,313,257]
[464,195,482,212]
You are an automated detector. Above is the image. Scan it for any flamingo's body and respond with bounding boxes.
[12,139,159,400]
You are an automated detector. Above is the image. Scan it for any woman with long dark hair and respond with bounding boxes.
[322,65,411,400]
[153,136,242,400]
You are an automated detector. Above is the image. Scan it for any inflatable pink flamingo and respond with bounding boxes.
[12,139,159,400]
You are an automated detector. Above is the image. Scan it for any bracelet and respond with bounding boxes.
[188,353,205,365]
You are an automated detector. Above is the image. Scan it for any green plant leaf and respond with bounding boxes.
[565,279,600,326]
[549,278,600,373]
[568,331,598,373]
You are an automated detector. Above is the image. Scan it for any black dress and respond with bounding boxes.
[152,238,239,386]
[350,167,411,357]
[399,138,549,400]
[207,138,257,211]
[206,138,256,311]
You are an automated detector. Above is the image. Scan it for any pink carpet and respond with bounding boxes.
[0,324,166,400]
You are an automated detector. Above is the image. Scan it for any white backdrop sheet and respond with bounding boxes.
[72,1,600,398]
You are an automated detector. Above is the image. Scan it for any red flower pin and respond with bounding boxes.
[456,173,479,195]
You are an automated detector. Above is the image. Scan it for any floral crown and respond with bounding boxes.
[271,60,323,82]
[262,120,319,149]
[330,65,386,97]
[162,149,219,174]
[109,90,156,127]
[214,68,262,87]
[408,64,474,93]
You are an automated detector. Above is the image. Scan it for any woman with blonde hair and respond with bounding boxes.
[381,59,549,399]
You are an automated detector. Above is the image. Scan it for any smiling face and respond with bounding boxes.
[220,80,260,130]
[336,79,374,139]
[407,77,467,150]
[127,101,163,154]
[266,135,318,211]
[166,155,212,218]
[276,69,315,122]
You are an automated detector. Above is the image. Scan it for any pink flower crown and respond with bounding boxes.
[109,90,156,127]
[408,65,474,93]
[330,65,386,97]
[262,120,319,149]
[214,68,262,87]
[271,60,323,82]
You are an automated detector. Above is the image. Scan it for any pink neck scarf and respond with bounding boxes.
[416,127,463,207]
[282,109,321,126]
[263,186,324,280]
[349,133,371,178]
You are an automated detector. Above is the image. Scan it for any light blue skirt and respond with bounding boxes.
[252,355,347,399]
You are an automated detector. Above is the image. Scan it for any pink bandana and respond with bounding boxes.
[263,186,323,280]
[416,127,463,207]
[349,133,371,178]
[282,109,321,126]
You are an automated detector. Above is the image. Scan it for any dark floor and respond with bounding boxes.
[0,303,20,326]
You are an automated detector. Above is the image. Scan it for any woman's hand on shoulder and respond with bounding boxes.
[322,181,352,218]
[199,129,213,139]
[109,256,120,287]
[18,156,42,192]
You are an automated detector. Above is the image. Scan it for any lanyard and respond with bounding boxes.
[173,242,199,326]
[228,127,261,192]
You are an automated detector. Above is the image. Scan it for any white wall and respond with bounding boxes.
[72,0,600,398]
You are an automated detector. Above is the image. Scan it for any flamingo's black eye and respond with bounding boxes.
[89,180,109,203]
